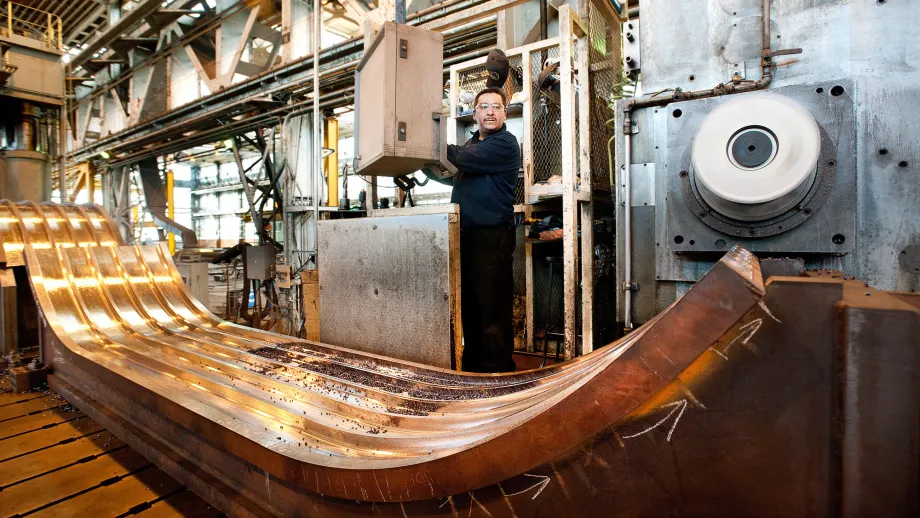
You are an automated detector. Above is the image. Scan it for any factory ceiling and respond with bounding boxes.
[11,0,108,50]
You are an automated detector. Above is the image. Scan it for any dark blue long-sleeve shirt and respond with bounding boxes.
[429,124,520,229]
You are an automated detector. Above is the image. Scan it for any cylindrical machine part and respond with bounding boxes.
[0,150,52,202]
[1,102,51,202]
[690,93,820,222]
[9,102,41,151]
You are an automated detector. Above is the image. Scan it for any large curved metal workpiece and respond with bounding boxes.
[1,201,916,517]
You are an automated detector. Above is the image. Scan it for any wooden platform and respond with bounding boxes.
[0,377,221,518]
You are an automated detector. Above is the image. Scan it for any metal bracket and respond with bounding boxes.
[398,121,407,141]
[623,281,640,292]
[400,39,408,59]
[622,20,640,74]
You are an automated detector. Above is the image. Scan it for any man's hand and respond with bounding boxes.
[422,166,455,186]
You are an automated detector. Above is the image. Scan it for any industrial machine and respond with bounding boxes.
[0,27,62,203]
[615,0,920,328]
[0,18,63,366]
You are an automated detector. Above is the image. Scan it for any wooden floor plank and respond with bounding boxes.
[135,488,222,518]
[0,395,66,421]
[0,448,150,518]
[0,430,125,487]
[0,407,85,440]
[31,465,183,518]
[0,416,103,462]
[0,386,46,407]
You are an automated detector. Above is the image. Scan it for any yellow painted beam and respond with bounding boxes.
[167,169,175,254]
[324,117,338,207]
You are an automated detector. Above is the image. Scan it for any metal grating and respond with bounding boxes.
[531,46,563,183]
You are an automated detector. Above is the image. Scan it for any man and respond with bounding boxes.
[427,86,520,373]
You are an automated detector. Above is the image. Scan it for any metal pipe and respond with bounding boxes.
[91,16,493,162]
[69,13,496,164]
[623,126,632,331]
[110,90,354,167]
[396,0,406,23]
[620,0,778,332]
[442,47,491,66]
[538,0,548,40]
[70,0,487,129]
[762,0,771,52]
[313,0,321,260]
[408,0,489,21]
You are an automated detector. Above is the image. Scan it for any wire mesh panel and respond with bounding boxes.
[587,0,623,193]
[573,41,582,187]
[530,46,563,183]
[456,56,525,113]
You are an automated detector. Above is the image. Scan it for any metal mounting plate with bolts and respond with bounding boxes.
[665,80,856,254]
[622,21,640,74]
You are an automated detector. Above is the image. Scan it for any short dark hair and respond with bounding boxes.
[474,87,506,107]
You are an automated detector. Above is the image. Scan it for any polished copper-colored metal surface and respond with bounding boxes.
[3,201,915,518]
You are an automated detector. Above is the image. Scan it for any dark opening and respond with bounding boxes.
[830,85,845,96]
[832,234,846,245]
[674,235,684,244]
[899,161,909,168]
[879,148,888,155]
[673,109,683,118]
[816,87,824,94]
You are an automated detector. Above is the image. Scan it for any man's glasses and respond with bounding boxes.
[477,103,505,111]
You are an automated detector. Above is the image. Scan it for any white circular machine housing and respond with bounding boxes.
[690,92,821,221]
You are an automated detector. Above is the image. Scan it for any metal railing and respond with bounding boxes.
[2,1,62,50]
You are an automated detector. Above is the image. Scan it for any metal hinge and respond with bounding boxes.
[623,281,640,292]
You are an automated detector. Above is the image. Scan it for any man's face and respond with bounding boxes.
[473,92,506,134]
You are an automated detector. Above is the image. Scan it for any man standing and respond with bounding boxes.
[427,86,520,372]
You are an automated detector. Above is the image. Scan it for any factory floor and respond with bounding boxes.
[0,353,554,518]
[0,376,220,518]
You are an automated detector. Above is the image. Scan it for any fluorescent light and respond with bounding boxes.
[100,151,110,159]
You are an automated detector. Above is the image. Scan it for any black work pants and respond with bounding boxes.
[460,225,516,373]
